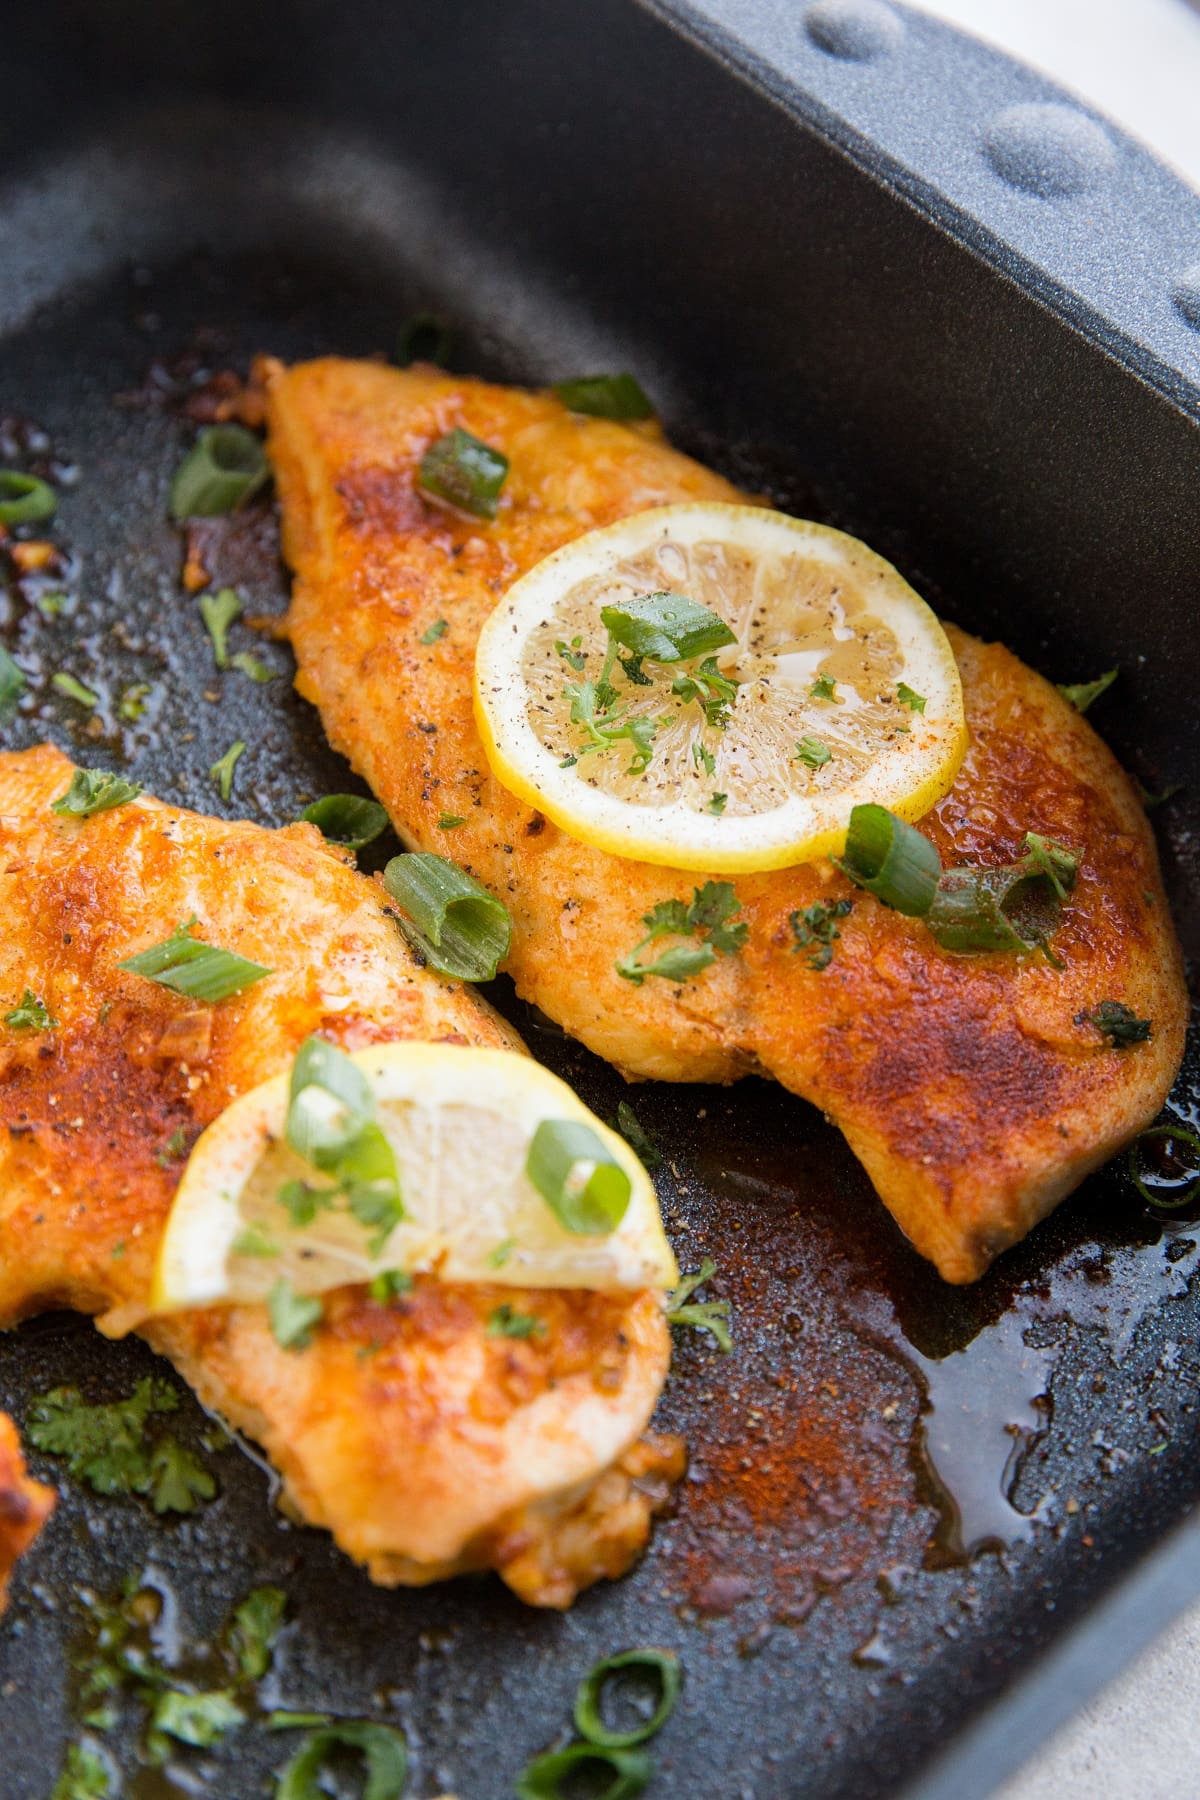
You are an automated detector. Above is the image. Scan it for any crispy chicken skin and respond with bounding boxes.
[0,745,677,1605]
[266,357,1187,1283]
[0,1414,54,1616]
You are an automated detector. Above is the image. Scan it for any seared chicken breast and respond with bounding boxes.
[0,745,678,1605]
[0,1414,54,1616]
[266,357,1187,1283]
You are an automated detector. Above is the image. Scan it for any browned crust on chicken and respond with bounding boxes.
[265,356,1187,1282]
[0,1414,54,1616]
[0,745,675,1604]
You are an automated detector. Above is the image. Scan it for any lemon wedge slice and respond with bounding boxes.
[475,503,967,872]
[151,1043,676,1310]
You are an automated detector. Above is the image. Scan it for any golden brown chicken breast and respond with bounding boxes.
[0,744,678,1606]
[0,1414,54,1616]
[265,356,1187,1283]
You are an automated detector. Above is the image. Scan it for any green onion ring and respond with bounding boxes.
[1128,1125,1200,1211]
[837,804,941,916]
[574,1648,681,1748]
[526,1120,632,1236]
[383,852,511,981]
[0,470,57,525]
[274,1721,408,1800]
[515,1742,653,1800]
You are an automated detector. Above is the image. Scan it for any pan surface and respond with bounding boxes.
[1,18,1199,1788]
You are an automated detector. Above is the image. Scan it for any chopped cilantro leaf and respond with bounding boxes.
[155,1126,189,1167]
[896,682,927,713]
[51,769,143,818]
[26,1378,215,1513]
[790,898,852,970]
[666,1258,733,1352]
[795,736,831,770]
[151,1688,243,1748]
[209,739,245,802]
[555,637,586,672]
[708,791,727,815]
[693,742,716,776]
[369,1269,414,1302]
[148,1439,216,1515]
[438,813,466,829]
[616,880,746,984]
[52,1743,111,1800]
[1057,668,1118,714]
[614,1100,662,1170]
[117,682,152,722]
[268,1279,323,1351]
[810,674,837,701]
[487,1304,543,1339]
[227,1585,287,1681]
[199,587,242,669]
[1079,1000,1152,1049]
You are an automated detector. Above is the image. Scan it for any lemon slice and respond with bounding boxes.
[151,1044,676,1310]
[474,503,967,872]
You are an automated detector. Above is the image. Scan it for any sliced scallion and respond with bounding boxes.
[516,1743,652,1800]
[52,671,99,709]
[51,768,142,818]
[526,1119,632,1236]
[0,646,27,712]
[383,852,511,980]
[1128,1124,1200,1211]
[600,590,735,664]
[396,313,452,368]
[575,1648,681,1749]
[837,805,941,916]
[169,425,270,519]
[0,470,57,525]
[553,373,653,420]
[118,917,272,1002]
[417,428,508,519]
[299,794,389,851]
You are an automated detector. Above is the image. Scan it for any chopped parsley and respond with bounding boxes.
[795,735,831,770]
[1079,1000,1152,1049]
[52,671,99,709]
[708,791,727,815]
[669,655,739,728]
[896,682,926,713]
[199,587,242,668]
[35,591,70,618]
[564,674,657,774]
[555,636,586,671]
[614,1100,662,1170]
[666,1258,732,1352]
[281,1036,405,1254]
[810,674,837,701]
[155,1126,189,1167]
[487,1303,543,1339]
[151,1688,243,1749]
[369,1269,414,1302]
[52,1744,111,1800]
[615,880,747,986]
[692,742,715,777]
[210,739,246,801]
[790,898,852,970]
[438,813,466,830]
[268,1279,324,1351]
[227,1585,288,1681]
[487,1238,516,1269]
[25,1377,215,1513]
[419,618,448,645]
[5,989,58,1031]
[51,768,143,818]
[1057,668,1118,714]
[0,645,27,711]
[117,682,152,722]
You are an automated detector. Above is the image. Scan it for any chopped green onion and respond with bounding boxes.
[1079,1000,1152,1049]
[284,1037,404,1253]
[417,428,508,519]
[4,990,57,1031]
[118,681,152,722]
[210,740,245,801]
[614,1101,662,1170]
[267,1712,333,1731]
[396,313,452,367]
[488,1303,543,1339]
[151,1688,243,1749]
[275,1722,407,1800]
[896,682,926,713]
[795,736,831,770]
[927,836,1077,960]
[553,374,653,420]
[231,650,276,684]
[299,793,389,851]
[516,1742,652,1800]
[0,471,56,525]
[199,587,242,668]
[665,1257,733,1352]
[1057,668,1118,714]
[437,813,466,830]
[837,805,941,916]
[419,617,448,645]
[169,425,270,519]
[600,591,735,664]
[1129,1124,1200,1211]
[1022,831,1078,901]
[0,646,26,711]
[289,1034,373,1116]
[232,1224,279,1258]
[383,852,511,980]
[810,674,837,701]
[118,917,272,1002]
[51,768,142,818]
[575,1648,681,1748]
[526,1119,632,1235]
[52,671,99,709]
[267,1279,324,1353]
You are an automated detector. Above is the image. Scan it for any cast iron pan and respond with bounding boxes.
[2,4,1200,1797]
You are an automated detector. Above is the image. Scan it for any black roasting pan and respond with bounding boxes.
[2,2,1200,1796]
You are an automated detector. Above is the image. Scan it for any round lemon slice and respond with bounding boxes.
[151,1044,676,1311]
[474,503,967,872]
